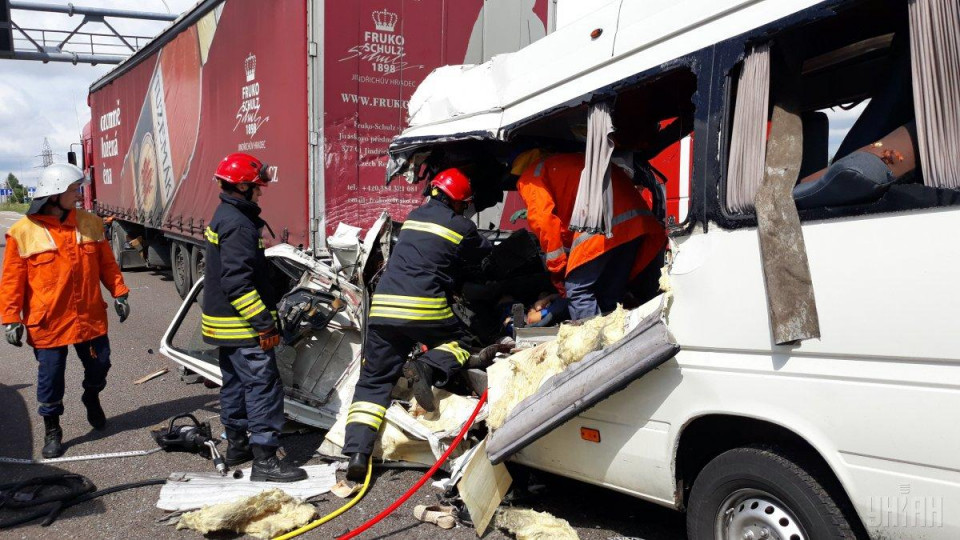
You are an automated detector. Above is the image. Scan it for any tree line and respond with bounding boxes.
[4,173,30,203]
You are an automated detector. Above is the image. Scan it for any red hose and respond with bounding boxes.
[337,390,489,540]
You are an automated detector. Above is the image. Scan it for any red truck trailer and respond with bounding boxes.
[88,0,550,297]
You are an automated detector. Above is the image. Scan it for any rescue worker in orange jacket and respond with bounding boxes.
[1,163,130,458]
[512,150,666,319]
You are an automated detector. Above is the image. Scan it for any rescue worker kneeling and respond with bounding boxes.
[344,168,492,481]
[512,151,667,320]
[202,153,306,482]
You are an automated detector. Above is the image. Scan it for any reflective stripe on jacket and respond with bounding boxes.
[517,152,667,280]
[0,209,129,348]
[201,194,278,347]
[371,198,491,326]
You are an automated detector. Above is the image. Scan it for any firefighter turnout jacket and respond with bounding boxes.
[0,209,129,348]
[202,194,278,347]
[517,152,667,287]
[370,198,492,326]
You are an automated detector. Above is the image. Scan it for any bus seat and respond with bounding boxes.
[793,150,895,209]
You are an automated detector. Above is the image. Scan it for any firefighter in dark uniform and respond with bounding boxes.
[202,152,306,483]
[344,168,492,481]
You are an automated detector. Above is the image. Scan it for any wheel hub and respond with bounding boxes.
[175,248,188,279]
[717,490,806,540]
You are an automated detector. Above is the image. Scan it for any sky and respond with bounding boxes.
[0,0,197,186]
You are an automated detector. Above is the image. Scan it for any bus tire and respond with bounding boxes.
[686,446,858,540]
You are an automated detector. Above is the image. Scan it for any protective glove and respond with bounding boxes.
[5,323,24,347]
[115,295,130,323]
[259,326,281,351]
[509,208,528,223]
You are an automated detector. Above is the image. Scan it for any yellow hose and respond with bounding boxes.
[273,458,373,540]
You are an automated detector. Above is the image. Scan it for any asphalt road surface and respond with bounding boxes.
[0,210,686,539]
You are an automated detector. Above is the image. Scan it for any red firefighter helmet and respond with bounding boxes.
[214,153,277,186]
[430,168,473,202]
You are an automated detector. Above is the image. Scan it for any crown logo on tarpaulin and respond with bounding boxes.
[245,53,257,82]
[373,9,398,32]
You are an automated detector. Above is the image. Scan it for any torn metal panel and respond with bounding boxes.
[754,105,820,344]
[458,439,512,536]
[156,463,338,512]
[487,308,679,464]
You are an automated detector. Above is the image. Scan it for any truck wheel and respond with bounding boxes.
[171,242,192,299]
[111,223,126,271]
[190,244,205,284]
[686,446,858,540]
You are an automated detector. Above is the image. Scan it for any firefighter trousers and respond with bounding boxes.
[218,345,285,448]
[33,334,111,417]
[343,322,470,455]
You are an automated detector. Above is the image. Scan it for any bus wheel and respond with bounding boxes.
[686,446,859,540]
[171,241,192,299]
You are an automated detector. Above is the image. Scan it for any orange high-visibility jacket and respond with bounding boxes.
[517,153,667,285]
[0,209,129,348]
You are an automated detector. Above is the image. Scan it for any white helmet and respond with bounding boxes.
[35,163,87,198]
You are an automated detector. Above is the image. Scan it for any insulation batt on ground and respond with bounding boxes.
[488,306,627,430]
[495,508,580,540]
[175,488,317,539]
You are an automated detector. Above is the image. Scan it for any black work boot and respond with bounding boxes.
[224,428,254,466]
[402,360,436,412]
[81,390,106,430]
[346,452,370,482]
[250,445,308,483]
[42,416,64,459]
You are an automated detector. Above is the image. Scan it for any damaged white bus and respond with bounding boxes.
[160,0,960,537]
[383,0,960,538]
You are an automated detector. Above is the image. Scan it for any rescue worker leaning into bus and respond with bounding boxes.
[0,163,130,459]
[344,168,492,481]
[202,153,307,482]
[511,150,667,320]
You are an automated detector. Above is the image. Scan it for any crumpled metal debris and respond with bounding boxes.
[175,488,316,539]
[495,508,579,540]
[319,390,483,467]
[487,306,627,430]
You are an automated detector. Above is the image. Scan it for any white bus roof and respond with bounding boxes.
[396,0,824,146]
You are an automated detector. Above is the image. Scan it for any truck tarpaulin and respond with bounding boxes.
[91,1,309,245]
[322,0,548,236]
[91,0,549,248]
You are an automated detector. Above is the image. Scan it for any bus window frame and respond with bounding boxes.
[709,0,960,231]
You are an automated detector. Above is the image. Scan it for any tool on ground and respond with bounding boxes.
[0,474,164,529]
[152,414,227,475]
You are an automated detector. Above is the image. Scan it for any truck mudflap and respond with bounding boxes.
[486,308,679,464]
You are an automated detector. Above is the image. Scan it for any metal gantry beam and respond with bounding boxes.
[2,1,178,65]
[9,1,178,22]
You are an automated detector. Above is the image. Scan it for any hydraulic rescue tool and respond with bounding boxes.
[152,414,227,475]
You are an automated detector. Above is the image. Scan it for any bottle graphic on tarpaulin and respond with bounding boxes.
[124,10,220,227]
